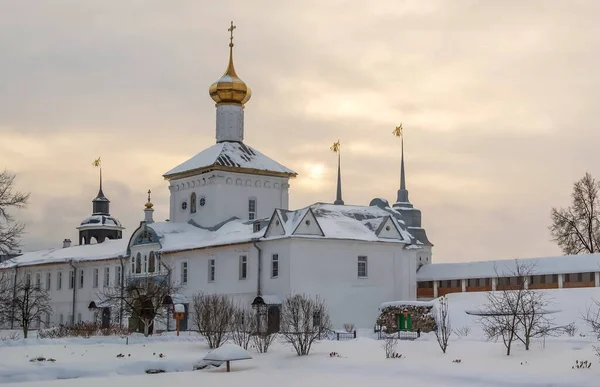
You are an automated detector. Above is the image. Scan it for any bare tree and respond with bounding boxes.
[478,260,533,356]
[550,172,600,254]
[12,277,52,338]
[0,271,13,323]
[279,293,331,356]
[192,293,234,349]
[230,304,256,350]
[98,269,178,337]
[0,170,30,255]
[515,289,559,350]
[434,296,451,353]
[583,300,600,359]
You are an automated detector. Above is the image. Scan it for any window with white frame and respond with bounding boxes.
[59,314,64,325]
[181,261,188,284]
[115,266,122,286]
[93,268,99,288]
[79,269,84,289]
[248,198,257,220]
[208,259,216,282]
[136,253,142,274]
[239,255,247,280]
[131,256,135,274]
[25,273,31,287]
[46,272,51,291]
[69,270,74,289]
[149,252,156,273]
[104,267,110,287]
[271,254,279,278]
[358,256,368,278]
[143,255,148,273]
[57,271,62,290]
[35,273,41,289]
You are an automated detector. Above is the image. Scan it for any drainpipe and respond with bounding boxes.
[10,265,18,329]
[69,260,76,325]
[252,240,262,296]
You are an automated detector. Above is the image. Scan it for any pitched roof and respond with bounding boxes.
[163,141,296,179]
[265,203,414,244]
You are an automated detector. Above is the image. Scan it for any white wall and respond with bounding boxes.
[287,238,415,329]
[168,171,290,227]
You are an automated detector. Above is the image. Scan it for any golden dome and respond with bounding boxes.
[209,22,251,106]
[145,189,154,209]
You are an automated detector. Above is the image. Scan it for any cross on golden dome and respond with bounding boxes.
[209,21,252,106]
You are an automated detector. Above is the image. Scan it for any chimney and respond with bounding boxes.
[63,239,72,248]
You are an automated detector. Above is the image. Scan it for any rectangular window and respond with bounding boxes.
[59,314,64,325]
[79,269,84,289]
[271,254,279,278]
[46,272,51,291]
[313,311,321,328]
[104,267,110,287]
[131,257,135,274]
[69,270,75,289]
[25,273,31,287]
[357,256,368,278]
[209,259,215,282]
[248,199,257,220]
[57,271,62,290]
[239,255,247,280]
[93,268,99,288]
[35,273,41,289]
[143,255,148,273]
[45,313,50,327]
[77,313,82,323]
[181,261,188,284]
[116,266,122,286]
[68,314,72,325]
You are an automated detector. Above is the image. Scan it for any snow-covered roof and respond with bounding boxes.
[78,214,122,228]
[0,239,128,269]
[417,253,600,282]
[146,220,263,254]
[163,141,296,179]
[266,203,414,244]
[203,344,252,362]
[380,300,435,309]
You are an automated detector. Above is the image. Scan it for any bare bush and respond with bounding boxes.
[454,325,472,337]
[0,332,20,341]
[435,296,451,353]
[382,335,398,358]
[280,293,331,356]
[343,323,355,333]
[192,293,234,349]
[252,332,276,353]
[230,305,256,350]
[564,323,577,337]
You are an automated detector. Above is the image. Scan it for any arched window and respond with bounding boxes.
[149,252,156,273]
[248,198,257,220]
[136,253,142,274]
[190,192,197,213]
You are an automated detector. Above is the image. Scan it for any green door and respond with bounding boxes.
[397,314,412,331]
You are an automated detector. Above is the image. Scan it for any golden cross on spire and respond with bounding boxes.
[392,123,403,137]
[147,189,151,202]
[228,21,236,47]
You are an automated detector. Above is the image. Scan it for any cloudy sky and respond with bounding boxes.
[1,0,599,262]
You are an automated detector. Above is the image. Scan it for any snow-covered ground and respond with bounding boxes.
[2,287,600,386]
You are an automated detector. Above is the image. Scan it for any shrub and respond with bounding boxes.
[37,323,129,339]
[343,323,355,333]
[454,325,472,337]
[382,335,398,359]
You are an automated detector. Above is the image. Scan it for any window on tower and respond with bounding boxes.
[181,201,188,210]
[190,192,197,213]
[199,196,206,207]
[248,198,257,220]
[136,253,142,274]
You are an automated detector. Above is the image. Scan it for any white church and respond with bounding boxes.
[0,25,432,332]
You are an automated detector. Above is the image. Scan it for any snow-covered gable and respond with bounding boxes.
[163,142,297,179]
[375,216,403,239]
[292,208,324,236]
[0,239,128,269]
[417,253,600,282]
[264,210,286,238]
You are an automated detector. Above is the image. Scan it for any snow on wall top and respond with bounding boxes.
[417,253,600,281]
[0,239,128,269]
[380,300,435,309]
[268,203,414,244]
[163,141,296,178]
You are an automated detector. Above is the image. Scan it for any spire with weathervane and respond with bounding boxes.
[393,124,409,205]
[92,157,110,215]
[209,21,252,143]
[331,140,344,205]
